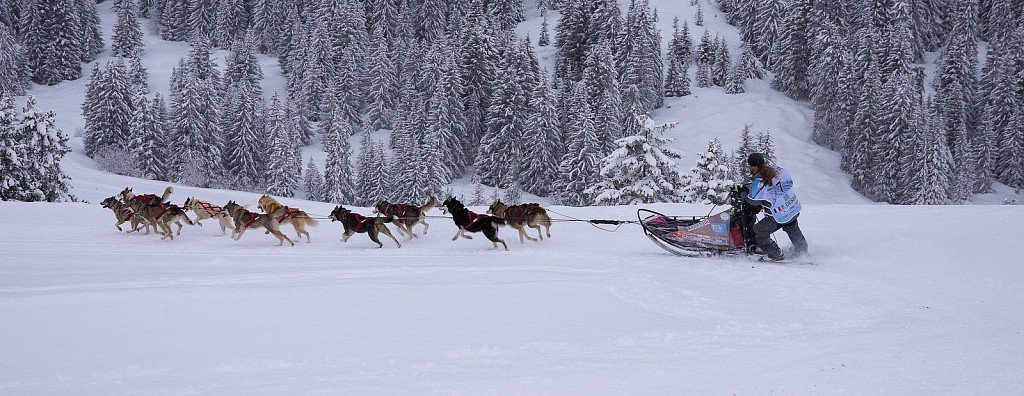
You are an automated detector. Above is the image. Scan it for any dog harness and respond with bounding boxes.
[199,202,223,217]
[136,194,158,204]
[121,208,134,220]
[154,204,170,220]
[349,213,368,232]
[278,208,301,222]
[508,203,541,221]
[244,213,261,228]
[465,210,482,228]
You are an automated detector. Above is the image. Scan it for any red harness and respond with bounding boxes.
[508,204,541,221]
[244,213,262,228]
[136,194,158,204]
[278,208,301,222]
[349,213,368,232]
[154,204,170,220]
[465,210,482,229]
[121,208,134,220]
[199,202,222,217]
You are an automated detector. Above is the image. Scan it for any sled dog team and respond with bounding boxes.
[100,187,553,250]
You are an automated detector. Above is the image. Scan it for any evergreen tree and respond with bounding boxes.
[17,96,73,202]
[712,37,731,87]
[581,43,622,154]
[737,40,764,79]
[477,46,529,187]
[265,106,297,198]
[129,95,170,181]
[846,63,882,194]
[521,75,562,197]
[25,0,84,85]
[112,0,143,58]
[0,95,32,201]
[304,157,326,202]
[78,0,104,62]
[538,8,551,47]
[364,25,397,131]
[751,0,783,66]
[683,138,734,205]
[222,81,265,190]
[875,73,919,204]
[322,107,356,204]
[589,113,687,205]
[770,0,815,99]
[757,129,776,166]
[695,1,704,26]
[725,60,746,94]
[999,106,1024,188]
[909,107,954,204]
[84,59,135,158]
[932,0,979,159]
[0,24,28,97]
[732,124,757,183]
[809,20,850,150]
[426,48,469,183]
[555,87,601,206]
[170,58,223,187]
[354,130,390,206]
[160,0,189,41]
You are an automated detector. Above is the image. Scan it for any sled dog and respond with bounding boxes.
[100,196,149,234]
[257,195,318,243]
[329,206,402,248]
[374,196,435,240]
[223,201,295,246]
[182,197,234,235]
[487,200,553,243]
[440,197,507,251]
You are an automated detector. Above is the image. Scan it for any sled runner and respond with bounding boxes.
[639,185,758,257]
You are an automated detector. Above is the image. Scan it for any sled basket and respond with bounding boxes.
[638,208,746,257]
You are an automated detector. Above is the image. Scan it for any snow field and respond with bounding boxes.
[1,200,1022,393]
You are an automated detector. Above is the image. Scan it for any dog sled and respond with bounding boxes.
[637,185,758,257]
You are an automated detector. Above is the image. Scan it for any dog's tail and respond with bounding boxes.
[420,196,437,213]
[160,186,174,203]
[302,217,319,227]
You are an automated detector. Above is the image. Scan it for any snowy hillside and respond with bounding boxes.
[15,0,876,205]
[1,200,1022,393]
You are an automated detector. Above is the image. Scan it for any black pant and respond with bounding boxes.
[754,215,808,258]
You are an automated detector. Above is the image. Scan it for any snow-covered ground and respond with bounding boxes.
[5,1,1024,393]
[1,199,1022,393]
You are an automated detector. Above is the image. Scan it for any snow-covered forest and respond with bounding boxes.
[1,0,1023,204]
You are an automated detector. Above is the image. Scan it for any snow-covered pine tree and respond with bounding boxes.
[265,96,297,198]
[77,0,104,62]
[724,60,746,94]
[129,95,168,181]
[999,105,1024,188]
[170,57,223,187]
[25,0,84,85]
[616,0,664,113]
[459,19,498,160]
[304,157,325,202]
[589,112,687,205]
[426,46,469,183]
[875,72,920,204]
[112,0,143,58]
[695,1,704,26]
[712,36,731,87]
[364,25,397,131]
[846,62,882,194]
[0,24,28,97]
[751,0,783,66]
[188,0,215,44]
[211,0,248,48]
[757,129,776,167]
[477,44,529,187]
[809,20,849,150]
[770,0,815,99]
[581,42,622,155]
[222,32,263,97]
[0,95,31,201]
[321,107,356,204]
[932,0,979,159]
[160,0,189,41]
[908,106,953,204]
[17,96,73,202]
[737,40,764,80]
[301,20,336,123]
[222,81,265,190]
[538,7,551,46]
[555,87,601,206]
[127,56,149,95]
[664,53,692,97]
[683,138,733,205]
[521,73,562,197]
[84,59,134,158]
[732,124,757,183]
